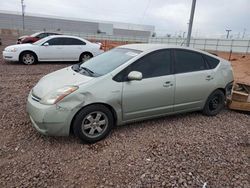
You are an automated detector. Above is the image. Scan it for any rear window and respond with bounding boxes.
[204,55,220,69]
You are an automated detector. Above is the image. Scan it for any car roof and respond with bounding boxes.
[118,43,212,55]
[44,35,87,41]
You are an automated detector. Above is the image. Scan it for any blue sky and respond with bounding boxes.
[0,0,249,38]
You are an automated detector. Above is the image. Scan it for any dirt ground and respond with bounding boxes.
[216,52,250,85]
[0,37,249,188]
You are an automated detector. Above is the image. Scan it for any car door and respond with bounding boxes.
[63,38,86,61]
[121,49,175,121]
[38,37,67,61]
[173,49,216,112]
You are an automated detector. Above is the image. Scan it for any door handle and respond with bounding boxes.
[206,75,214,81]
[163,81,173,87]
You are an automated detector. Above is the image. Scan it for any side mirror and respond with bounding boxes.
[128,71,142,81]
[43,42,49,46]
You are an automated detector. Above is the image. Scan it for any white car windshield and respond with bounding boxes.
[30,32,41,37]
[79,48,141,76]
[33,37,49,45]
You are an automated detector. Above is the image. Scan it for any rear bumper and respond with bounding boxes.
[225,81,234,97]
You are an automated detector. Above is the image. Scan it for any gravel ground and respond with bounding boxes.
[0,42,249,188]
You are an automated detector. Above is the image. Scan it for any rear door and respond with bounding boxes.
[121,49,175,121]
[173,49,216,112]
[63,38,86,61]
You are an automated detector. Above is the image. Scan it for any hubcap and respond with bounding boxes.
[81,111,108,138]
[209,95,221,111]
[81,54,91,63]
[23,54,35,64]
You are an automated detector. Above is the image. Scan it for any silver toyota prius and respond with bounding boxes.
[27,44,234,143]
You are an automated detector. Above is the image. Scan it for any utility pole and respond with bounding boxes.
[182,32,186,38]
[226,29,231,39]
[21,0,25,30]
[186,0,196,47]
[242,28,246,39]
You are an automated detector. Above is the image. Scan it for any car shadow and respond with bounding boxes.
[3,60,76,66]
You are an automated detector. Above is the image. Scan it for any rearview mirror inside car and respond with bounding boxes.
[128,71,142,81]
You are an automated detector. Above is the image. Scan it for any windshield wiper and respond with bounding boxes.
[72,64,99,77]
[80,67,94,75]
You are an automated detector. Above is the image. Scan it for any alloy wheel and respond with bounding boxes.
[81,111,109,138]
[23,53,35,65]
[81,54,91,63]
[208,94,221,112]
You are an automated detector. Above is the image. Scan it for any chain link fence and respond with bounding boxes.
[1,29,250,54]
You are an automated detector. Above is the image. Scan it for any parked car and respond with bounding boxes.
[17,32,61,44]
[3,35,104,64]
[26,44,234,143]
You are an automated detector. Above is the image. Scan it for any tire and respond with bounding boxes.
[20,51,37,65]
[202,89,225,116]
[73,104,114,143]
[79,52,93,63]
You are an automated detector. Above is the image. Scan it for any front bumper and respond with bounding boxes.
[26,93,74,136]
[2,51,19,61]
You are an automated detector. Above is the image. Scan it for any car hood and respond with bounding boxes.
[18,35,28,40]
[32,66,94,98]
[5,43,33,50]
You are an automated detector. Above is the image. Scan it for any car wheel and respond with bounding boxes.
[73,104,114,143]
[79,52,93,63]
[20,52,37,65]
[203,89,225,116]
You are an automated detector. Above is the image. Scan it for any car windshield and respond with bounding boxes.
[78,48,141,76]
[32,37,48,45]
[30,32,41,37]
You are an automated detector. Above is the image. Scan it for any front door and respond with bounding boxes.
[121,49,175,121]
[38,37,67,61]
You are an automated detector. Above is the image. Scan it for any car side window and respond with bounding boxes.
[114,50,172,81]
[63,38,86,45]
[45,38,64,45]
[204,54,220,69]
[174,50,207,74]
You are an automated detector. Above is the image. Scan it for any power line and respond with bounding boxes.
[141,0,152,22]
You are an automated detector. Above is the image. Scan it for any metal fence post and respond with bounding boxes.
[246,40,250,54]
[215,39,219,52]
[204,39,207,50]
[230,39,234,52]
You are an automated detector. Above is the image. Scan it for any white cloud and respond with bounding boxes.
[0,0,249,37]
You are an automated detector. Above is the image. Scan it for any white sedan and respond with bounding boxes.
[3,35,104,65]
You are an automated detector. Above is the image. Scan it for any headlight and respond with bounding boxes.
[6,47,17,52]
[40,86,78,105]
